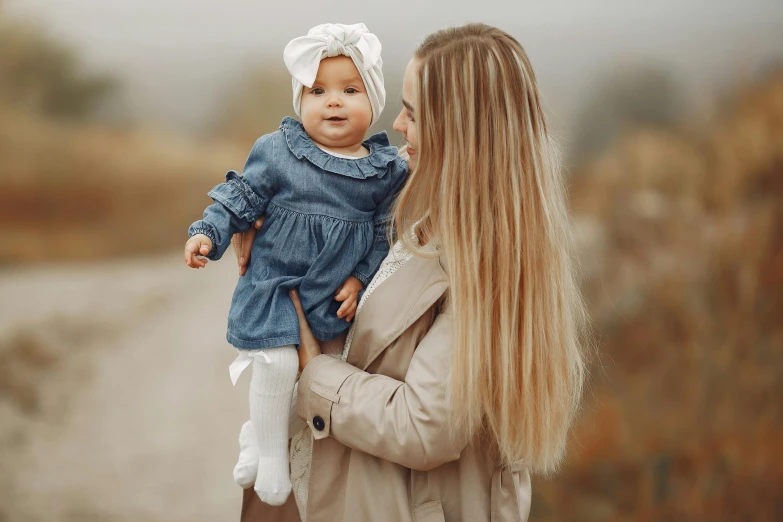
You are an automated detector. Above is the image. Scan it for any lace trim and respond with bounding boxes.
[342,240,413,361]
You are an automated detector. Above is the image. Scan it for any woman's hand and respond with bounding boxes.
[289,289,323,372]
[231,218,264,276]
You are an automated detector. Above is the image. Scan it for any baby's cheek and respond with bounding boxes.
[353,95,373,124]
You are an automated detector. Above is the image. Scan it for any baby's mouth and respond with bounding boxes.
[326,117,346,122]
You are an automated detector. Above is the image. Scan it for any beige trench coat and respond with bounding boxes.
[241,253,531,522]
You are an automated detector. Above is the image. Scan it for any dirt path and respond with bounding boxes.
[0,255,252,521]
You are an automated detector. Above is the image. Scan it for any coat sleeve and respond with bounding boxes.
[296,311,469,471]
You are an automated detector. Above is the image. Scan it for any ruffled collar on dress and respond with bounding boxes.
[280,116,400,179]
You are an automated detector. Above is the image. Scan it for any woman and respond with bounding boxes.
[235,23,588,522]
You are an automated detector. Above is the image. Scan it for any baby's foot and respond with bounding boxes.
[254,456,292,505]
[233,421,259,488]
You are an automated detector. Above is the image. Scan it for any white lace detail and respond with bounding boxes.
[341,239,413,361]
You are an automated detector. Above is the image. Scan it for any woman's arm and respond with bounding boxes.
[290,291,467,471]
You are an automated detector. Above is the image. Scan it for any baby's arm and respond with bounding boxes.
[186,135,278,263]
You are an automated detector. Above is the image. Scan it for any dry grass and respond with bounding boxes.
[0,105,246,263]
[532,72,783,521]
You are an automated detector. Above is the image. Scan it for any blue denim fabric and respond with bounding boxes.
[188,117,408,349]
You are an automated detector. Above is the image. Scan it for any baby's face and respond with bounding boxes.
[300,56,373,149]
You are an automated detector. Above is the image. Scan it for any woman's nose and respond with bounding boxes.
[392,111,405,133]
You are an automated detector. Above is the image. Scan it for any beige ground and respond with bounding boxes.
[0,254,252,521]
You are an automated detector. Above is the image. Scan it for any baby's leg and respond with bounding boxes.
[249,345,298,505]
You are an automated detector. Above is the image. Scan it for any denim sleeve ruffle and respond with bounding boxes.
[351,156,409,285]
[187,193,254,262]
[187,135,277,261]
[208,171,269,224]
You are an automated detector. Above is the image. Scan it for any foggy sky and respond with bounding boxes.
[6,0,783,131]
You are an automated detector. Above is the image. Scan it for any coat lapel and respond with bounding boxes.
[347,253,449,371]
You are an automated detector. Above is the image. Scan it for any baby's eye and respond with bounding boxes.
[345,87,358,94]
[311,87,325,95]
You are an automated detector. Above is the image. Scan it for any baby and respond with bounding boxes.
[184,23,407,505]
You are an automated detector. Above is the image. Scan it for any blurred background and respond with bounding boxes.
[0,1,781,520]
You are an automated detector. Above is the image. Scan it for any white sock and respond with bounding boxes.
[249,345,297,505]
[234,378,303,490]
[233,420,259,488]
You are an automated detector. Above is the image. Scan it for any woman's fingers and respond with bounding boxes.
[240,228,256,261]
[290,288,318,343]
[289,289,322,371]
[231,233,243,267]
[232,229,256,275]
[289,288,307,322]
[232,218,264,276]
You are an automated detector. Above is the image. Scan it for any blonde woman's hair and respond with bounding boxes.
[394,24,588,474]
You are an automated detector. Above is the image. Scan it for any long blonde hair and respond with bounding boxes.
[393,24,588,474]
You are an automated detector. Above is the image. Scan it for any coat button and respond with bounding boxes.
[312,415,325,431]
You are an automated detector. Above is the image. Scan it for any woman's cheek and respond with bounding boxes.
[406,152,417,170]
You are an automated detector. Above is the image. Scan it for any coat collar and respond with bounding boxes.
[346,251,449,370]
[279,116,399,179]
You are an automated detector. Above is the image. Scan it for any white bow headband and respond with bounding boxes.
[283,23,385,125]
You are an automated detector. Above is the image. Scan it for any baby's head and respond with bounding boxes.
[284,23,385,148]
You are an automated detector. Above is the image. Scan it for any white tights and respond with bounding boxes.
[231,345,298,506]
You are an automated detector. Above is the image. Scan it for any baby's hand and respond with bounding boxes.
[184,234,213,269]
[335,276,364,322]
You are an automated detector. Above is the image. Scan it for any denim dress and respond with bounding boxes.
[188,117,408,350]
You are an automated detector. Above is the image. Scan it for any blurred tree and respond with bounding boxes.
[0,14,118,120]
[570,64,684,164]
